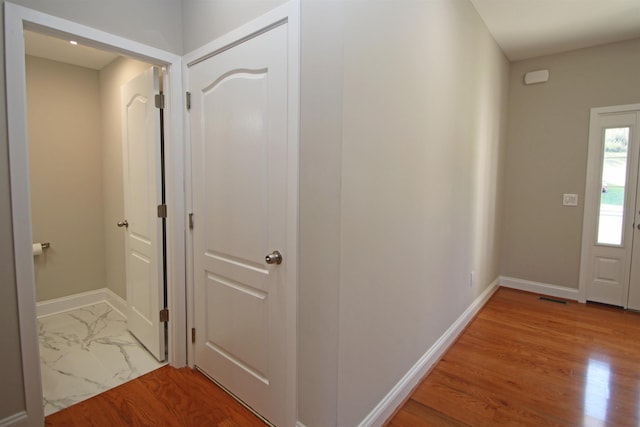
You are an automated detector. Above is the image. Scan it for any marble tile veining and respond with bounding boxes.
[39,302,164,416]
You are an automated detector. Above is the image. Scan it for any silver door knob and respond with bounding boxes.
[265,250,283,265]
[117,220,129,228]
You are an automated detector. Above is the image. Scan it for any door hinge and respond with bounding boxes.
[154,93,165,109]
[157,204,167,218]
[160,308,169,323]
[191,327,196,343]
[188,213,194,230]
[186,91,191,111]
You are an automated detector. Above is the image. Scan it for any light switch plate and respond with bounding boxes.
[563,193,578,206]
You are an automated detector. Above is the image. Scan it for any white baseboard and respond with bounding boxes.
[0,412,27,427]
[37,288,127,319]
[499,276,579,301]
[104,288,127,317]
[357,278,500,427]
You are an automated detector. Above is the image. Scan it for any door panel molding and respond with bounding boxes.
[183,2,299,426]
[122,67,165,361]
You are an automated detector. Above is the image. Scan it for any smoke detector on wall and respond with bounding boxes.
[524,69,549,85]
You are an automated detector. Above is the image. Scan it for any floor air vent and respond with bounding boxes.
[538,296,568,304]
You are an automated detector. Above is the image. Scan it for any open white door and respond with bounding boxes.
[188,20,295,426]
[121,67,165,361]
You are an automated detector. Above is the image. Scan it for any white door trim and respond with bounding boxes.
[578,103,640,304]
[182,1,300,425]
[4,3,186,425]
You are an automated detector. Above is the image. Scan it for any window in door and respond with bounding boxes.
[597,127,630,246]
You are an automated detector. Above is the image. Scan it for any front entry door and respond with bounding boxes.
[188,21,293,426]
[580,105,640,308]
[121,67,165,361]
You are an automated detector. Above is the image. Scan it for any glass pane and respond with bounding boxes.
[597,127,630,245]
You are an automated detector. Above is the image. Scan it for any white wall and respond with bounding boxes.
[100,57,154,300]
[336,1,508,424]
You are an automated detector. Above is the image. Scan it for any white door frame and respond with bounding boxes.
[182,1,299,425]
[579,103,640,305]
[4,3,186,425]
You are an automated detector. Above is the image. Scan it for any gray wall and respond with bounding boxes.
[182,0,287,53]
[501,38,640,289]
[0,0,181,421]
[0,36,25,421]
[298,2,344,425]
[336,1,508,424]
[27,55,105,302]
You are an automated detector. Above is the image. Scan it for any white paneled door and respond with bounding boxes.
[580,105,640,308]
[189,21,293,426]
[121,67,165,361]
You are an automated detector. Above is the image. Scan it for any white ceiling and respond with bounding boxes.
[469,0,640,61]
[24,30,119,70]
[24,1,640,66]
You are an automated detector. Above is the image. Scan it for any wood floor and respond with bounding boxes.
[44,366,267,426]
[45,287,640,426]
[387,287,640,426]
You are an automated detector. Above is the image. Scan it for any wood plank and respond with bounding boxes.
[388,399,469,427]
[44,366,267,427]
[386,287,640,426]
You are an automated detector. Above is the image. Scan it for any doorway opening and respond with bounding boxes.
[25,29,167,415]
[5,4,187,423]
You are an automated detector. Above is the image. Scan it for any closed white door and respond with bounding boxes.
[121,67,165,361]
[580,105,640,307]
[189,22,292,426]
[627,149,640,310]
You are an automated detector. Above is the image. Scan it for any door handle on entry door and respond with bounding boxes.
[265,250,283,265]
[117,220,129,228]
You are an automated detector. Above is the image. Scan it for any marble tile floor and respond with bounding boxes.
[38,302,165,416]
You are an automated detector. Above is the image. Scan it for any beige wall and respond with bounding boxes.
[0,1,182,421]
[501,38,640,289]
[27,55,105,302]
[100,57,154,300]
[27,55,154,303]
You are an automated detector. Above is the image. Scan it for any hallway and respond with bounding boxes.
[388,288,640,426]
